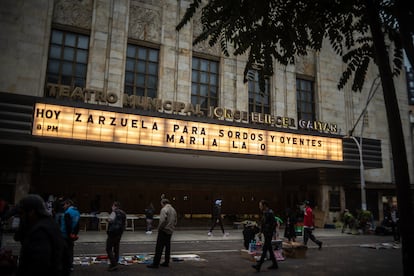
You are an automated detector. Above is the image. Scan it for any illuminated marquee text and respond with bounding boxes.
[32,103,343,161]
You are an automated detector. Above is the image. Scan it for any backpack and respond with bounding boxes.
[145,208,154,218]
[262,210,277,235]
[108,209,126,235]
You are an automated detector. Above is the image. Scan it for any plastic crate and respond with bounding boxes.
[295,225,303,236]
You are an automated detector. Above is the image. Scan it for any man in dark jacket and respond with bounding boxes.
[14,194,67,276]
[252,200,278,272]
[106,201,126,271]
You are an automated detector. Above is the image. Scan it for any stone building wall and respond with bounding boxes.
[0,0,412,185]
[0,0,54,96]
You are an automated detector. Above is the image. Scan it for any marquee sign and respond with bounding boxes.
[32,103,343,161]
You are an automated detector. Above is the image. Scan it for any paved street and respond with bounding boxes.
[2,228,403,275]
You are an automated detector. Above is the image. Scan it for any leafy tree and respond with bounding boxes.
[177,0,413,274]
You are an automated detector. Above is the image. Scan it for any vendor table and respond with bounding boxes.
[80,213,144,232]
[80,213,160,232]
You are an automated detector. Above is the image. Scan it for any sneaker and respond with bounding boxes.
[160,262,169,267]
[208,232,212,236]
[223,232,229,237]
[146,231,152,234]
[318,241,323,250]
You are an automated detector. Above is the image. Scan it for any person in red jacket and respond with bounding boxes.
[303,200,322,249]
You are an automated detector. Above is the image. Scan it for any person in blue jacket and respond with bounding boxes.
[60,199,80,272]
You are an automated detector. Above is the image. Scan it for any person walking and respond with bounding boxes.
[208,199,227,237]
[252,200,279,272]
[144,203,155,234]
[13,194,67,276]
[106,201,126,271]
[147,198,177,269]
[60,199,80,272]
[303,200,322,249]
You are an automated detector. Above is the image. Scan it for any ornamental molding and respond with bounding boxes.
[52,0,92,30]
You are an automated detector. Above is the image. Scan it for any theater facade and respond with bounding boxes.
[1,0,413,225]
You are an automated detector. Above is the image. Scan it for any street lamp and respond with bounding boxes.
[345,77,379,212]
[347,135,367,211]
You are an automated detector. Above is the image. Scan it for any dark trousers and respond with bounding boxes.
[153,230,172,265]
[64,238,74,270]
[257,233,277,267]
[209,216,224,233]
[392,221,400,242]
[146,218,153,232]
[303,227,322,246]
[106,234,122,266]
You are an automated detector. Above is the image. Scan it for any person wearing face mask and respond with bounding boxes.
[208,199,228,237]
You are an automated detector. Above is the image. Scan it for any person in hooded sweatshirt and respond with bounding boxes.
[208,199,228,237]
[13,194,67,276]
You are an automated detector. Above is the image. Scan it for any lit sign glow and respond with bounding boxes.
[32,103,343,161]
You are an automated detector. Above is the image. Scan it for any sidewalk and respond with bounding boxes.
[84,227,346,242]
[1,227,351,247]
[2,227,345,245]
[78,228,244,243]
[2,228,402,275]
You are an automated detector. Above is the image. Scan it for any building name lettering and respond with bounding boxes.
[45,83,338,134]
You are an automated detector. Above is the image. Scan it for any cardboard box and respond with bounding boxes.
[313,210,325,228]
[282,242,307,258]
[240,249,260,262]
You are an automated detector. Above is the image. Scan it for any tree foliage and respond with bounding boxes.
[177,2,414,275]
[176,0,413,93]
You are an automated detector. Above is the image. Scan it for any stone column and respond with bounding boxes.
[88,0,129,107]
